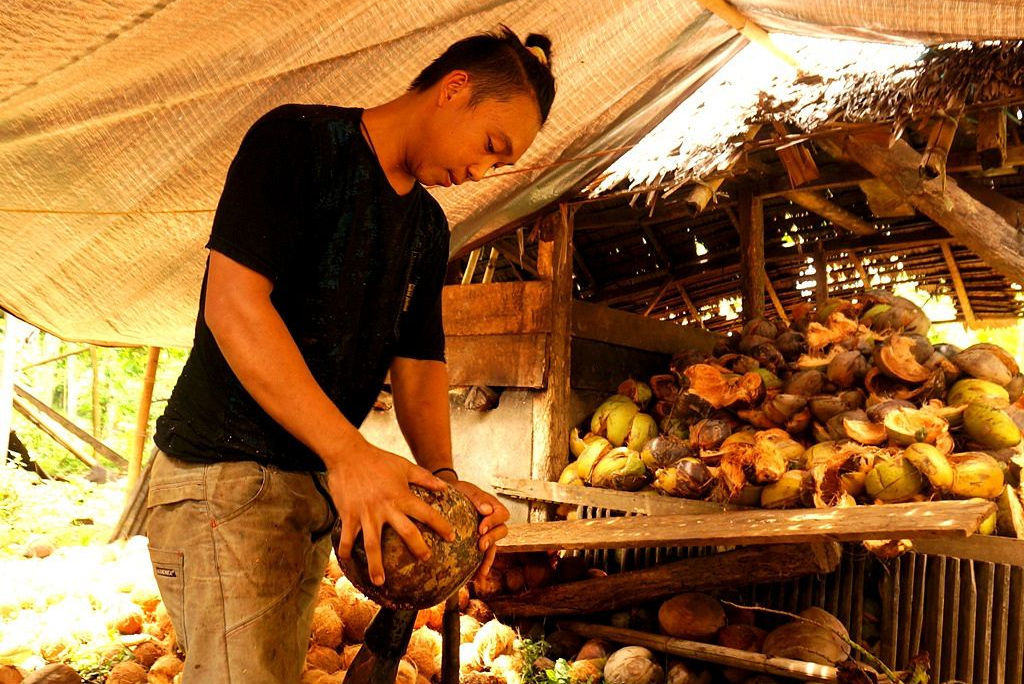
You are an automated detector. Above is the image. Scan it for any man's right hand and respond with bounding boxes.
[326,441,454,586]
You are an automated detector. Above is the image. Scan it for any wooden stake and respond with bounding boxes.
[530,205,574,522]
[737,189,766,321]
[764,278,788,322]
[940,243,978,329]
[14,384,127,466]
[562,622,838,682]
[128,347,161,492]
[784,190,876,236]
[90,347,100,449]
[977,108,1008,170]
[849,250,872,289]
[674,282,704,328]
[461,248,481,285]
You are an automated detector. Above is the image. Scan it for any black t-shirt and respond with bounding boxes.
[154,104,449,472]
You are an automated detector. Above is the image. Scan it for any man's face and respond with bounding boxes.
[412,71,542,188]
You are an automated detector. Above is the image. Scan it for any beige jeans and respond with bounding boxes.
[146,448,337,683]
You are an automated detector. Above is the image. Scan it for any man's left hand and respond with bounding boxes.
[447,479,509,579]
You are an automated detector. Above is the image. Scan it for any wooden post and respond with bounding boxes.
[814,242,829,308]
[940,243,979,329]
[530,205,574,522]
[977,108,1007,170]
[843,132,1024,282]
[0,313,25,461]
[128,347,161,491]
[849,249,872,289]
[481,247,499,284]
[90,347,100,451]
[736,189,766,321]
[921,110,961,180]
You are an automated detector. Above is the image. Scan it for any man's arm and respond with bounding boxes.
[205,252,453,585]
[390,356,509,573]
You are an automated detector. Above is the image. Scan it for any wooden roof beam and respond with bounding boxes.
[783,189,877,236]
[843,132,1024,283]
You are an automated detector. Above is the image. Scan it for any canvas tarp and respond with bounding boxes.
[1,1,1022,348]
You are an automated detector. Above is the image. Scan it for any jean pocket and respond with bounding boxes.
[204,460,270,525]
[148,546,188,653]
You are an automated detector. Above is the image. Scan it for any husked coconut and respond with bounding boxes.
[405,627,442,679]
[604,646,664,684]
[130,640,165,668]
[657,593,726,641]
[472,619,516,666]
[105,661,147,684]
[305,645,342,673]
[311,605,343,649]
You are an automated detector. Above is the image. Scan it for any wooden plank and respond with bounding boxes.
[858,178,916,218]
[1008,567,1024,684]
[992,563,1011,684]
[848,249,872,289]
[784,189,876,236]
[13,383,127,467]
[128,347,160,493]
[499,499,995,552]
[461,248,481,285]
[488,543,840,617]
[940,242,978,329]
[492,477,745,515]
[572,300,718,355]
[813,242,829,308]
[843,132,1024,283]
[562,622,837,683]
[737,189,766,321]
[570,339,670,395]
[910,535,1024,566]
[925,555,947,679]
[957,559,977,682]
[442,281,551,336]
[531,205,574,522]
[764,278,788,322]
[974,561,995,684]
[445,334,547,388]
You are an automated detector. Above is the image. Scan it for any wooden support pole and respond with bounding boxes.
[674,283,704,328]
[481,247,499,284]
[843,132,1024,282]
[562,622,838,683]
[461,248,481,285]
[940,243,979,330]
[764,278,788,322]
[489,543,840,617]
[14,384,128,467]
[848,249,872,289]
[90,347,100,448]
[128,347,161,492]
[783,190,876,236]
[978,108,1008,170]
[814,242,829,308]
[737,189,766,321]
[693,0,800,69]
[643,278,675,317]
[530,205,574,522]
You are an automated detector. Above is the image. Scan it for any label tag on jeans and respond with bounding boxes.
[155,566,178,578]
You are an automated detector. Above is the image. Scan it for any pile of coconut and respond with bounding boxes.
[562,292,1024,550]
[300,553,522,684]
[514,591,874,684]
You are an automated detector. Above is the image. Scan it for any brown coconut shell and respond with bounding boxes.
[658,593,726,641]
[335,484,484,610]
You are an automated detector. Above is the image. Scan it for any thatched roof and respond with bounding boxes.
[462,38,1024,334]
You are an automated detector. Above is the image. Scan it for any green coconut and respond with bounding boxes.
[624,413,659,452]
[591,395,640,446]
[335,484,483,610]
[946,378,1010,409]
[948,452,1006,499]
[590,448,649,491]
[902,443,954,490]
[963,404,1022,450]
[760,470,806,509]
[576,437,612,481]
[864,455,924,503]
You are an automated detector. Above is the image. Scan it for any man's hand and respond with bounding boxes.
[447,478,510,580]
[327,442,455,586]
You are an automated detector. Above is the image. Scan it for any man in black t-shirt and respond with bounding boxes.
[146,27,556,683]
